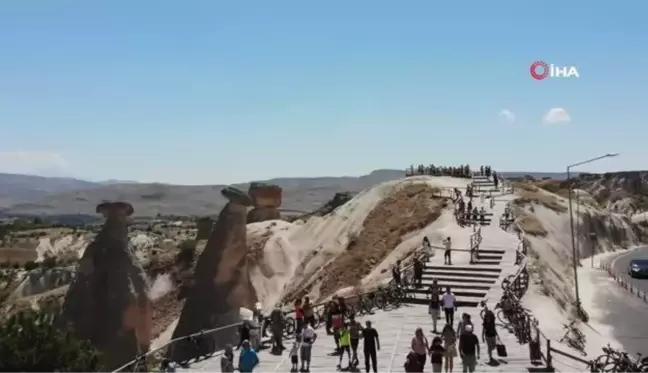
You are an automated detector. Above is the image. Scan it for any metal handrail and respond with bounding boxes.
[112,322,242,372]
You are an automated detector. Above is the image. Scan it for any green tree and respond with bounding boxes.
[0,307,103,371]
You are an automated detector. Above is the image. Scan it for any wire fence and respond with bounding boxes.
[598,262,648,305]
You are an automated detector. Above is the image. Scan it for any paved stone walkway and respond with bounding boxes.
[180,304,536,373]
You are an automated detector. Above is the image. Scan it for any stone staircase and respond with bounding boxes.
[472,174,497,192]
[404,248,506,306]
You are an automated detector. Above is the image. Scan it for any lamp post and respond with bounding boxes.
[567,153,618,319]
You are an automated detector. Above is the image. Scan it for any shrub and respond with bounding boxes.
[176,239,197,266]
[23,261,38,271]
[42,256,58,269]
[0,307,103,371]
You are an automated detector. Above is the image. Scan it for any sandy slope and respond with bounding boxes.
[246,176,469,311]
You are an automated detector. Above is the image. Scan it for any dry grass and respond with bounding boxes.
[516,212,548,237]
[511,182,568,214]
[316,183,448,299]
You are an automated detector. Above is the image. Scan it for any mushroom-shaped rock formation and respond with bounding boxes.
[196,217,214,240]
[60,202,152,370]
[169,187,257,362]
[247,182,283,223]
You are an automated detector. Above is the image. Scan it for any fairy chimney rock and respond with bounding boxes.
[60,202,152,370]
[170,187,256,362]
[247,182,282,223]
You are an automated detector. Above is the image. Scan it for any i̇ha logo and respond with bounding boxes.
[530,61,580,80]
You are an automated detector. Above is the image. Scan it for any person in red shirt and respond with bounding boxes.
[294,298,305,336]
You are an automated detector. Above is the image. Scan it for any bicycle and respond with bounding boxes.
[559,321,587,356]
[176,330,216,365]
[595,344,647,372]
[352,292,376,316]
[129,353,149,372]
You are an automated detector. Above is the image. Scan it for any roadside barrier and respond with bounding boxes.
[599,261,648,304]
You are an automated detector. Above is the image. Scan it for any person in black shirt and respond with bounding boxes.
[428,336,445,373]
[482,309,498,364]
[413,257,423,287]
[362,321,380,373]
[459,325,479,373]
[392,260,402,285]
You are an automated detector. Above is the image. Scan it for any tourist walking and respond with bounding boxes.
[221,343,235,373]
[411,327,429,371]
[429,336,446,373]
[392,260,402,285]
[238,340,260,373]
[441,325,457,373]
[290,339,300,372]
[428,280,441,333]
[457,313,473,336]
[331,299,344,352]
[295,298,305,335]
[337,323,352,370]
[303,296,315,328]
[413,257,423,287]
[362,321,380,373]
[301,323,317,372]
[442,287,457,326]
[458,325,479,373]
[348,315,363,368]
[482,308,499,365]
[270,305,285,353]
[443,237,452,265]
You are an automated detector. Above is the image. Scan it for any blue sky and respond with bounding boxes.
[0,1,646,184]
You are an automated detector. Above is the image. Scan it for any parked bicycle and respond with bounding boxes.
[176,330,216,366]
[593,343,648,372]
[559,321,587,357]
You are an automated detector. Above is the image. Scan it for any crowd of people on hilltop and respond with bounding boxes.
[406,164,473,178]
[405,164,497,180]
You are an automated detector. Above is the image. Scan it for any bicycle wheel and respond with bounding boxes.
[284,317,296,337]
[373,292,386,310]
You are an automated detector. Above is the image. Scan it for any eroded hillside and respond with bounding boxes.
[509,181,642,312]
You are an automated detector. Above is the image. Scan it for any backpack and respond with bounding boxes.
[404,352,420,372]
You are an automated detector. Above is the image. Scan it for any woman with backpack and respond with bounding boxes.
[411,327,429,371]
[441,324,457,373]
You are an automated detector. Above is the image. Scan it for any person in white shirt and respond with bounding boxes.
[300,324,317,372]
[442,287,457,326]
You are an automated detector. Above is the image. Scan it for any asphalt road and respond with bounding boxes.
[610,245,648,295]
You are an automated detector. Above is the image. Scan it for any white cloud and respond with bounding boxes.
[543,108,571,124]
[0,151,69,176]
[498,109,516,123]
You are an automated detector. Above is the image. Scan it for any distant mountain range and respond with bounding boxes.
[0,170,579,221]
